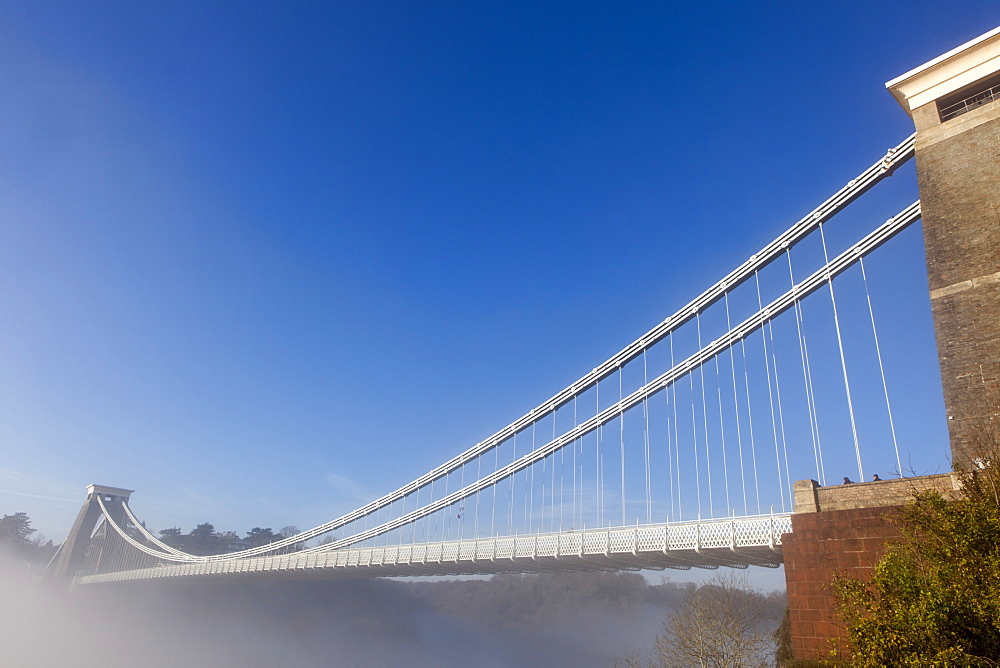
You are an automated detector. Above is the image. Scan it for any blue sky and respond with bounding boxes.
[1,2,996,580]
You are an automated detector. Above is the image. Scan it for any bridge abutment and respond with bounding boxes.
[782,475,959,661]
[887,27,1000,465]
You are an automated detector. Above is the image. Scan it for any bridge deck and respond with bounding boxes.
[76,515,791,584]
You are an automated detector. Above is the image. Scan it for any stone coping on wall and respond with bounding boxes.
[792,474,959,514]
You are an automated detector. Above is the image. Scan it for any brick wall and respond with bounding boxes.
[783,475,957,661]
[783,507,900,660]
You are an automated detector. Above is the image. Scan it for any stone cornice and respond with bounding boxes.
[886,26,1000,114]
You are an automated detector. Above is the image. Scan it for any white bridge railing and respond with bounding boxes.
[67,135,920,586]
[77,514,791,584]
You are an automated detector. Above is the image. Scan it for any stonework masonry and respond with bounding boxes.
[51,484,134,579]
[887,27,1000,465]
[783,27,1000,662]
[782,475,958,661]
[914,104,1000,465]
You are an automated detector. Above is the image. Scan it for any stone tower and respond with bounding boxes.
[887,27,1000,465]
[784,29,1000,661]
[50,484,134,578]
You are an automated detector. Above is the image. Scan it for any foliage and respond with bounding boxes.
[0,512,57,567]
[774,607,793,666]
[218,530,244,553]
[832,427,1000,666]
[245,526,277,548]
[158,527,182,542]
[157,523,224,555]
[190,522,217,539]
[188,522,221,555]
[155,523,308,554]
[0,512,35,546]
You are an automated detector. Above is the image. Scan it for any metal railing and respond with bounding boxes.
[75,515,792,584]
[940,83,1000,122]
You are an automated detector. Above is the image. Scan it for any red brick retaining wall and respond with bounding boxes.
[782,475,957,661]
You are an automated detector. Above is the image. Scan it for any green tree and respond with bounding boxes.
[0,512,35,546]
[218,530,244,553]
[189,522,219,554]
[0,512,57,567]
[158,527,183,545]
[833,427,1000,666]
[245,527,276,548]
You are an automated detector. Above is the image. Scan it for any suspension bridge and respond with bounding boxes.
[51,27,1000,590]
[52,131,932,584]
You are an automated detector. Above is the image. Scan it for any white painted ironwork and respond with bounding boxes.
[73,137,914,566]
[64,132,926,584]
[77,515,791,584]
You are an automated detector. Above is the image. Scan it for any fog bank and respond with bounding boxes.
[1,556,783,667]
